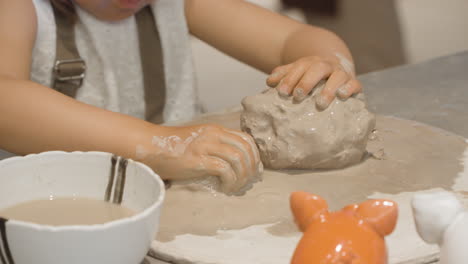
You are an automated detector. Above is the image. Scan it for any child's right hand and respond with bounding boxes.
[146,124,263,194]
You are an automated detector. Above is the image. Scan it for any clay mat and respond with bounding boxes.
[150,111,468,264]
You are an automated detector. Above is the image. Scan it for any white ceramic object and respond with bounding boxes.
[412,191,468,264]
[0,151,165,264]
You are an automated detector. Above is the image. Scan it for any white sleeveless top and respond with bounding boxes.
[30,0,200,123]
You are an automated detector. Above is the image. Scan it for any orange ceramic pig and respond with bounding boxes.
[290,191,398,264]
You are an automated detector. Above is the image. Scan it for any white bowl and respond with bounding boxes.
[0,151,165,264]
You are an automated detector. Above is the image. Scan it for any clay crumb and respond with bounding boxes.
[370,149,386,160]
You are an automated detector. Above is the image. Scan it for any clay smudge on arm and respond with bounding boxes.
[151,128,204,155]
[334,52,355,75]
[135,144,149,160]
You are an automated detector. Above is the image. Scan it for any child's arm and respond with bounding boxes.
[0,0,260,193]
[185,0,361,109]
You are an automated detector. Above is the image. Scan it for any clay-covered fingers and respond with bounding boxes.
[336,79,362,99]
[198,126,262,194]
[292,62,334,102]
[316,70,350,110]
[266,64,292,88]
[266,55,360,106]
[206,144,248,190]
[273,62,312,96]
[223,129,261,173]
[219,131,261,184]
[201,156,237,193]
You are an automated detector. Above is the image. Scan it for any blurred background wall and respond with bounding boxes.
[194,0,468,113]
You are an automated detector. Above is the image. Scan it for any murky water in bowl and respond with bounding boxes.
[0,197,135,226]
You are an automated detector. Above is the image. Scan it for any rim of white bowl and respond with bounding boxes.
[0,151,165,232]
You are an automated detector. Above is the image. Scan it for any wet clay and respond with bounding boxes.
[240,85,375,169]
[0,197,135,226]
[156,112,466,243]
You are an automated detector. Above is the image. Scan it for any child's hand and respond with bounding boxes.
[266,55,362,110]
[152,125,262,194]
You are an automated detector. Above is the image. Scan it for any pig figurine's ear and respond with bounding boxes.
[353,199,398,236]
[412,191,463,244]
[290,191,328,232]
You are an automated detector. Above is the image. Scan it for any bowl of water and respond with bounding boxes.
[0,151,165,264]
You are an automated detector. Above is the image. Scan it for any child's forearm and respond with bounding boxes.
[186,0,354,76]
[0,77,166,165]
[0,78,263,190]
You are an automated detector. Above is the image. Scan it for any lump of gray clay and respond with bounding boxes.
[240,83,376,170]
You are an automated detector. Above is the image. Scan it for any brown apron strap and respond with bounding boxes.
[51,3,86,97]
[135,6,166,123]
[51,5,165,122]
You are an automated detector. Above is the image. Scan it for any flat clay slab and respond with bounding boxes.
[150,110,468,264]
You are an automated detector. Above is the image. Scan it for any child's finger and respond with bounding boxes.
[316,70,349,110]
[337,79,362,99]
[220,131,256,179]
[207,144,248,191]
[349,79,363,94]
[292,62,334,102]
[202,156,237,194]
[224,129,261,174]
[266,64,292,88]
[276,62,310,96]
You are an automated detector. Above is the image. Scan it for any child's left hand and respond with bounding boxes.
[266,55,362,110]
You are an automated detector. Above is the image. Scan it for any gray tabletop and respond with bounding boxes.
[362,50,468,138]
